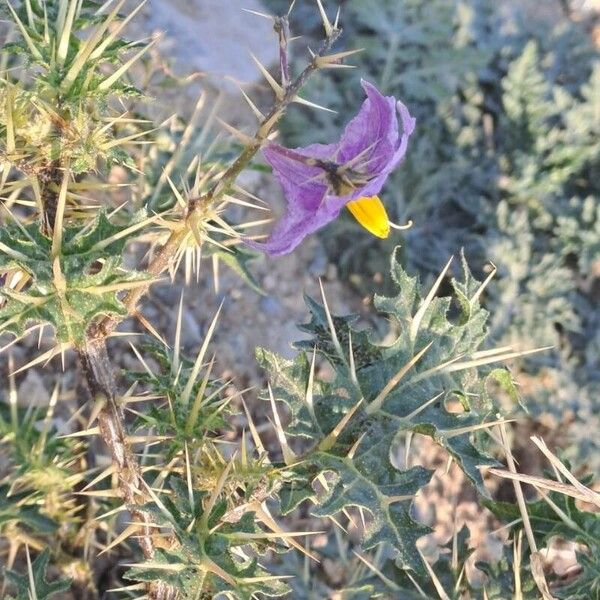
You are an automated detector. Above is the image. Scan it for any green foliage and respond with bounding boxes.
[0,0,142,100]
[125,478,288,599]
[0,393,86,530]
[555,553,600,600]
[475,543,538,600]
[485,486,600,549]
[485,492,600,600]
[1,1,597,598]
[338,527,481,599]
[265,0,600,468]
[0,486,57,535]
[204,245,265,296]
[0,0,146,177]
[0,1,268,595]
[259,251,514,576]
[484,473,600,599]
[4,549,72,600]
[309,449,432,573]
[0,212,150,344]
[125,340,233,458]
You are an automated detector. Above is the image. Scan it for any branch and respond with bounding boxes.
[77,338,177,600]
[89,22,342,341]
[38,161,63,236]
[274,16,291,88]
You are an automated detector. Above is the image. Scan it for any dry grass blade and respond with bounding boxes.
[530,435,600,509]
[488,468,599,504]
[531,552,557,600]
[497,422,538,553]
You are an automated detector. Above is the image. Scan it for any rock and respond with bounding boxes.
[17,370,50,408]
[143,0,278,92]
[259,296,282,317]
[308,247,328,277]
[180,309,204,347]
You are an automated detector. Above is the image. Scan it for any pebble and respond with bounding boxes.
[17,370,51,408]
[259,296,282,317]
[180,308,204,347]
[143,0,278,92]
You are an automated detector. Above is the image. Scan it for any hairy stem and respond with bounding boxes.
[77,338,177,600]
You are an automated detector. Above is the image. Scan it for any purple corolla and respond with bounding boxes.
[247,80,416,256]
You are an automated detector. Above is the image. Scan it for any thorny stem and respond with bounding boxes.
[39,107,69,236]
[274,16,291,87]
[89,24,342,341]
[79,21,341,599]
[39,161,63,236]
[77,338,177,600]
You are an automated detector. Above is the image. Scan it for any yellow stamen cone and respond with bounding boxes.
[346,196,390,239]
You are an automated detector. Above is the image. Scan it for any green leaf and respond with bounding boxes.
[256,349,323,440]
[476,543,538,599]
[334,525,475,599]
[4,549,72,600]
[206,245,265,296]
[124,341,235,458]
[483,489,600,550]
[554,552,600,600]
[311,432,432,573]
[261,251,511,574]
[125,478,289,599]
[484,475,600,597]
[0,486,58,534]
[294,293,382,369]
[0,212,150,344]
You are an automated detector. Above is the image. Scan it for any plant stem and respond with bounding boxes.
[77,338,177,600]
[88,26,342,342]
[39,161,63,236]
[80,21,342,599]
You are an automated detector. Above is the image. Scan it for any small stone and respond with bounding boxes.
[308,247,328,277]
[180,309,203,347]
[263,274,278,292]
[143,0,278,92]
[259,296,282,317]
[17,370,50,408]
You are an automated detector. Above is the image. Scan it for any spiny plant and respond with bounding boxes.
[4,549,72,600]
[118,250,600,600]
[0,0,367,597]
[264,0,600,468]
[1,1,599,599]
[254,252,535,595]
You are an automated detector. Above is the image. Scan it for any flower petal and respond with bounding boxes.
[249,83,416,256]
[337,80,398,165]
[246,197,344,256]
[342,99,416,201]
[263,143,331,211]
[346,196,390,238]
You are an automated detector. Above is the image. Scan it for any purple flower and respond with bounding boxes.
[247,80,416,256]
